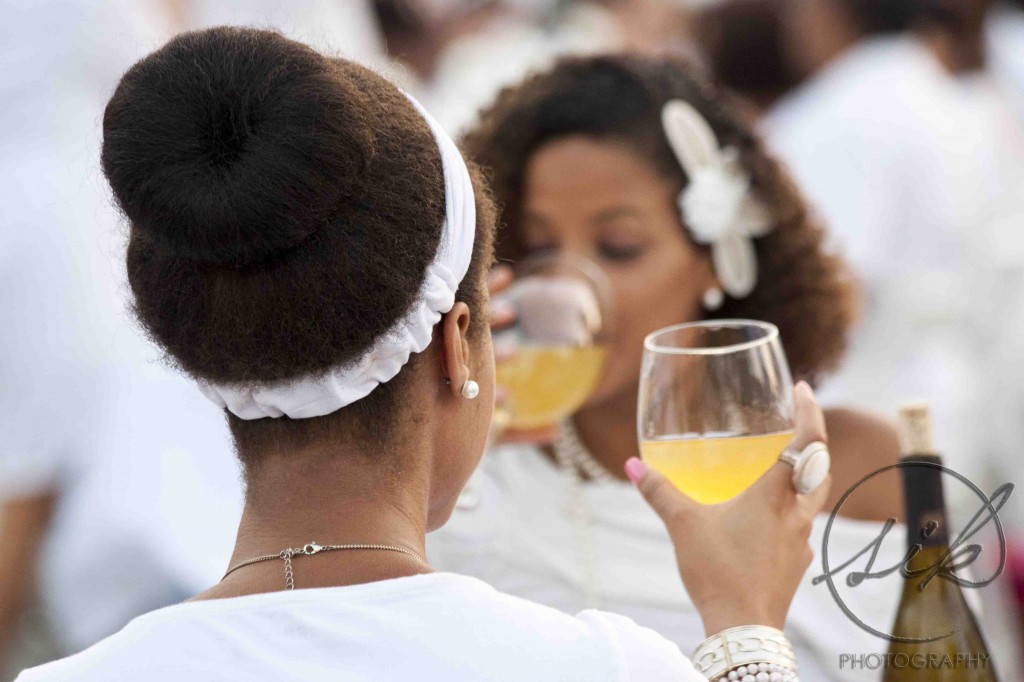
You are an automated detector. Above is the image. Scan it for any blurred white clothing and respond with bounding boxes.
[18,573,702,681]
[764,37,988,476]
[987,2,1024,119]
[2,0,381,658]
[0,0,384,496]
[429,443,909,682]
[38,355,243,653]
[980,6,1024,498]
[0,1,153,500]
[188,0,383,62]
[426,4,619,135]
[765,42,1024,668]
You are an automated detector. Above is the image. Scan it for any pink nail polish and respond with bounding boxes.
[624,457,647,484]
[804,382,818,400]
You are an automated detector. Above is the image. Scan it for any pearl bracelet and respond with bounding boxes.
[693,625,799,681]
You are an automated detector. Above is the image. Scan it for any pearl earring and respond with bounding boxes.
[702,287,724,311]
[461,380,480,400]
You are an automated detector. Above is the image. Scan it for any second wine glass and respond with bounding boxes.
[493,253,613,432]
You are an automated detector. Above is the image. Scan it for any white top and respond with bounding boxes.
[426,4,619,135]
[1,0,380,653]
[763,36,1024,527]
[430,444,909,682]
[37,362,244,652]
[763,37,991,469]
[17,573,701,682]
[987,2,1024,120]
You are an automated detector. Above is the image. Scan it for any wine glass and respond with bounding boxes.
[492,253,613,432]
[637,320,794,504]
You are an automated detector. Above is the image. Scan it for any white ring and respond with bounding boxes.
[779,440,830,494]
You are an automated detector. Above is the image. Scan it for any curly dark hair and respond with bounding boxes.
[101,27,495,467]
[462,54,856,384]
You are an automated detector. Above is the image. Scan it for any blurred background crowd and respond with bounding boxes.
[2,0,1023,679]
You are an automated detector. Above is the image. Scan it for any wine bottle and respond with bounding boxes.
[883,405,997,681]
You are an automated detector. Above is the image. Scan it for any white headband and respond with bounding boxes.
[662,100,772,299]
[198,93,477,420]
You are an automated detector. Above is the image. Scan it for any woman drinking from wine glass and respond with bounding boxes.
[429,54,906,681]
[19,27,831,681]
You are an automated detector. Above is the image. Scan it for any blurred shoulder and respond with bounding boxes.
[824,407,900,464]
[822,407,902,523]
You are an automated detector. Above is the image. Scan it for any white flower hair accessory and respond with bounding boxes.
[661,100,773,299]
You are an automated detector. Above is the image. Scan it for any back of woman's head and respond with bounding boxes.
[838,0,918,34]
[102,27,494,466]
[463,54,855,384]
[695,0,801,109]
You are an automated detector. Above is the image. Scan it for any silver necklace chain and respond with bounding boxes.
[222,542,426,591]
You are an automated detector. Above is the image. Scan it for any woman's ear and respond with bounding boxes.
[440,302,472,398]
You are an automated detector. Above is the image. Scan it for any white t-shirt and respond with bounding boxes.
[2,0,382,654]
[988,2,1024,119]
[430,444,909,682]
[17,573,701,682]
[763,37,991,472]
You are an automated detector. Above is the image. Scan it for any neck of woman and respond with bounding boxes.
[196,442,434,600]
[571,383,642,481]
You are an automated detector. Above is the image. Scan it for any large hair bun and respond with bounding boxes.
[102,27,371,267]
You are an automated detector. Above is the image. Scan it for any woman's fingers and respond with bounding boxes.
[487,264,513,296]
[790,381,827,451]
[494,340,517,363]
[751,459,797,499]
[491,302,516,330]
[744,382,828,504]
[626,458,697,527]
[800,472,833,515]
[488,266,516,330]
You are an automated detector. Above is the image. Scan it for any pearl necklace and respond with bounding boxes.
[553,418,618,483]
[551,419,620,609]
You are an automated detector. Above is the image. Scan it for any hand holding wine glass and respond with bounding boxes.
[626,382,831,636]
[488,255,612,443]
[487,265,558,444]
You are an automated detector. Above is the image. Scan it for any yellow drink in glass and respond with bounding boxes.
[496,345,607,430]
[640,431,793,504]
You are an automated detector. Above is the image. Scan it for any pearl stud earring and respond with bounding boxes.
[702,287,724,311]
[461,380,480,400]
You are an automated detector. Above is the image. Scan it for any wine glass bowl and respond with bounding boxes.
[637,320,794,504]
[493,254,613,431]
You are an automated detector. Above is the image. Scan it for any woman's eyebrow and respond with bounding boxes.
[521,209,552,225]
[593,206,645,223]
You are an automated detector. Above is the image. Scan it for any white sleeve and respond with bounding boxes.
[0,355,101,501]
[576,610,705,681]
[0,200,102,501]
